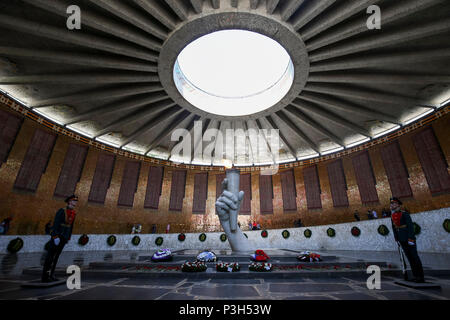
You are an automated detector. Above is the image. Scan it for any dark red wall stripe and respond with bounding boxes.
[303,165,322,209]
[54,143,88,198]
[14,128,56,192]
[144,166,164,209]
[327,159,349,207]
[239,173,251,214]
[88,153,115,204]
[0,109,23,165]
[117,161,141,207]
[169,170,187,211]
[280,169,297,211]
[352,151,379,204]
[413,126,450,194]
[192,172,208,214]
[380,141,413,199]
[259,174,273,214]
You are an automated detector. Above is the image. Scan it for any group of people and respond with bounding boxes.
[248,221,261,230]
[353,208,392,221]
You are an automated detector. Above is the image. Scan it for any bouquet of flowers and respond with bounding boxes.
[249,262,273,272]
[297,251,322,262]
[216,262,240,272]
[181,261,207,272]
[196,251,217,262]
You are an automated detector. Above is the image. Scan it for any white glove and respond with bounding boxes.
[408,241,415,246]
[53,237,60,246]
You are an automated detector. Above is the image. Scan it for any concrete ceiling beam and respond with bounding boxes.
[169,114,202,156]
[190,0,204,14]
[0,14,159,62]
[310,19,450,63]
[250,0,259,10]
[284,106,345,146]
[90,0,168,40]
[280,0,306,22]
[266,0,280,14]
[263,116,298,158]
[21,0,162,51]
[165,0,190,20]
[307,0,445,51]
[0,47,158,72]
[291,0,336,31]
[133,0,178,30]
[31,85,164,107]
[308,72,450,84]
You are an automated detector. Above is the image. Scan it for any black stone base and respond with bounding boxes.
[21,279,66,288]
[394,280,441,289]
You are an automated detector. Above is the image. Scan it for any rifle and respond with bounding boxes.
[397,241,408,281]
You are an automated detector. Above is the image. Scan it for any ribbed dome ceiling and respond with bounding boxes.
[0,0,449,166]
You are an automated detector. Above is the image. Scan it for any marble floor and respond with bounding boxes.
[0,249,449,300]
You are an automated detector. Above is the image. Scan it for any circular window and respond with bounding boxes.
[174,30,294,117]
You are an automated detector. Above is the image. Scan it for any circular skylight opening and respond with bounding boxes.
[173,30,294,117]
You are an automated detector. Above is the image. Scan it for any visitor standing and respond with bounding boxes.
[390,197,425,283]
[0,217,12,235]
[42,195,78,282]
[372,209,378,219]
[166,223,170,234]
[354,210,360,221]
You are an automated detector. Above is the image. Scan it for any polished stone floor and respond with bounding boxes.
[0,249,449,300]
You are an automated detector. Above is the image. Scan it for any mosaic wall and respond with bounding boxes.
[0,104,449,235]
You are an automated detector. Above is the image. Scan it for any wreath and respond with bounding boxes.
[181,261,207,272]
[199,233,207,242]
[378,224,390,236]
[282,230,290,239]
[304,229,312,238]
[351,226,361,237]
[444,219,450,233]
[413,222,421,236]
[326,228,336,237]
[178,233,186,242]
[78,234,89,246]
[7,238,23,253]
[261,230,268,238]
[216,262,240,272]
[155,237,163,246]
[219,233,227,242]
[107,235,116,246]
[132,235,141,246]
[249,262,272,272]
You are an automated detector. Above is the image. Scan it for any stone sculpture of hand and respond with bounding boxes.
[215,178,252,252]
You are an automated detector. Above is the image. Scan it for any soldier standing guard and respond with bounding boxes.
[42,195,78,283]
[390,197,425,283]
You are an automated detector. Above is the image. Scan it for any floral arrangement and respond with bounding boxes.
[413,222,421,235]
[199,233,207,242]
[132,235,141,246]
[78,234,89,246]
[181,261,207,272]
[249,262,272,272]
[326,228,336,237]
[297,251,322,262]
[220,233,227,242]
[377,224,390,236]
[261,230,268,238]
[282,230,290,239]
[7,238,23,253]
[351,226,361,237]
[107,235,116,246]
[216,262,240,272]
[154,236,163,246]
[304,229,312,238]
[444,219,450,233]
[178,233,186,242]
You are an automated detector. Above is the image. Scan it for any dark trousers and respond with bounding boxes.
[42,239,66,279]
[400,241,424,280]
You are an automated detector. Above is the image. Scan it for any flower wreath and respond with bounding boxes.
[282,230,290,239]
[249,262,272,272]
[181,261,207,272]
[178,233,186,242]
[216,262,240,272]
[155,236,163,246]
[219,233,227,242]
[326,228,336,237]
[7,238,23,253]
[107,235,116,246]
[132,235,141,246]
[261,230,268,238]
[413,222,421,236]
[377,224,390,236]
[304,229,312,238]
[78,234,89,246]
[444,219,450,233]
[199,233,207,242]
[351,226,361,237]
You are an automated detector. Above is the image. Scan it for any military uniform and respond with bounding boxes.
[390,199,424,282]
[42,196,77,282]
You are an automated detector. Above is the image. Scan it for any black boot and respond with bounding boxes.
[41,270,51,283]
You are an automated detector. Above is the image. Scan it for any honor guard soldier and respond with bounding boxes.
[42,195,78,282]
[390,197,425,283]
